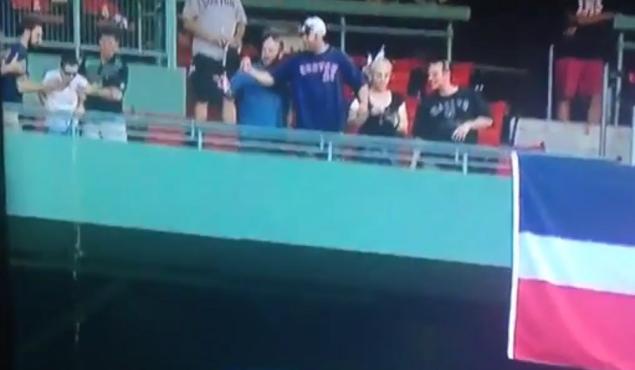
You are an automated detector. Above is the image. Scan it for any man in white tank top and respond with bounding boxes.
[40,53,88,135]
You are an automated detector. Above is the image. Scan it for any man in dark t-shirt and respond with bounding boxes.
[80,26,129,142]
[413,60,492,144]
[1,15,58,128]
[555,0,614,126]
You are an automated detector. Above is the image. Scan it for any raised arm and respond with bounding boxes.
[241,57,276,87]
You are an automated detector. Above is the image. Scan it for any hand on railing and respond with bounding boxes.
[452,123,473,142]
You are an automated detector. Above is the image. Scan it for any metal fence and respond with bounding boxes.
[3,103,512,175]
[1,0,168,61]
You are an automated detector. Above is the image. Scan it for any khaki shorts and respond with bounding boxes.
[3,110,20,130]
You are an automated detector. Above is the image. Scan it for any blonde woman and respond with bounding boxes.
[347,58,408,137]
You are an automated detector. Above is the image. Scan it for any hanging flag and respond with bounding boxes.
[508,153,635,370]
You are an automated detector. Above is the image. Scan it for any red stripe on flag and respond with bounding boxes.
[513,279,635,370]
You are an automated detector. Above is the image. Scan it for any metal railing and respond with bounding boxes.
[4,103,511,175]
[1,0,170,63]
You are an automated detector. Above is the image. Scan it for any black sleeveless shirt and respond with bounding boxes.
[358,92,405,137]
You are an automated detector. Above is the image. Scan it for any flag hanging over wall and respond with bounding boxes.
[508,153,635,370]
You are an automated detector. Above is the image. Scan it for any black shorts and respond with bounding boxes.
[190,51,241,105]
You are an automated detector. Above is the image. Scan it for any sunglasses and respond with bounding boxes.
[62,70,77,78]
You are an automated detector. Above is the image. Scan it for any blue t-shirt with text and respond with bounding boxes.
[231,62,287,127]
[1,43,28,103]
[271,47,364,132]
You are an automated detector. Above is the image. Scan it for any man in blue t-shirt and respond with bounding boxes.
[241,16,368,132]
[221,33,288,127]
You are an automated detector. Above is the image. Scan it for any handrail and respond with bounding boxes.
[4,103,509,174]
[614,14,635,32]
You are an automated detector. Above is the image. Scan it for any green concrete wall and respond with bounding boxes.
[5,131,513,268]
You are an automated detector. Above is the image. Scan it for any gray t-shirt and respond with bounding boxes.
[182,0,248,60]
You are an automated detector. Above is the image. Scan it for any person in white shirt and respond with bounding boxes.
[40,53,89,135]
[182,0,247,122]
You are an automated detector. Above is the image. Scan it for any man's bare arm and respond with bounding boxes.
[1,57,26,75]
[246,68,275,87]
[355,84,370,123]
[86,85,123,101]
[17,78,50,94]
[222,97,237,124]
[465,116,493,130]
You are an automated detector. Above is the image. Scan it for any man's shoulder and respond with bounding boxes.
[8,43,27,58]
[43,69,60,80]
[73,74,89,87]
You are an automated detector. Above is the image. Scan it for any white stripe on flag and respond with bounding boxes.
[519,232,635,296]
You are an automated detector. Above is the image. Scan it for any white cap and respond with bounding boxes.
[300,16,327,37]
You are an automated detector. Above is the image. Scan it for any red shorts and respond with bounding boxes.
[555,58,604,99]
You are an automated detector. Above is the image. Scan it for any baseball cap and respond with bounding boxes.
[300,16,327,37]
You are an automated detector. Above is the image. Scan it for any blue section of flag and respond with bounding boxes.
[517,154,635,247]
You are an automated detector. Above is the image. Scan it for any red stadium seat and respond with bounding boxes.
[478,101,508,147]
[389,71,410,96]
[451,62,475,88]
[11,0,50,11]
[393,58,424,73]
[177,32,193,68]
[350,55,367,69]
[146,126,187,147]
[83,0,118,16]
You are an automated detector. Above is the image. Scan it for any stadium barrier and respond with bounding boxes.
[4,103,511,175]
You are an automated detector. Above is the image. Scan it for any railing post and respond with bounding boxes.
[462,152,468,175]
[327,141,333,162]
[165,0,177,68]
[614,32,625,126]
[197,128,203,151]
[446,22,454,62]
[599,63,610,158]
[137,1,143,53]
[339,16,347,52]
[73,0,81,59]
[547,44,554,120]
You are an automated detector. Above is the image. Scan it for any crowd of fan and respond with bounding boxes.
[0,0,618,146]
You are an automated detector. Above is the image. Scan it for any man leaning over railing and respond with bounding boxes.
[39,52,88,135]
[1,14,65,128]
[220,32,290,128]
[80,25,128,142]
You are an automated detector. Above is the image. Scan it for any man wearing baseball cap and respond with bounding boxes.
[242,16,368,132]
